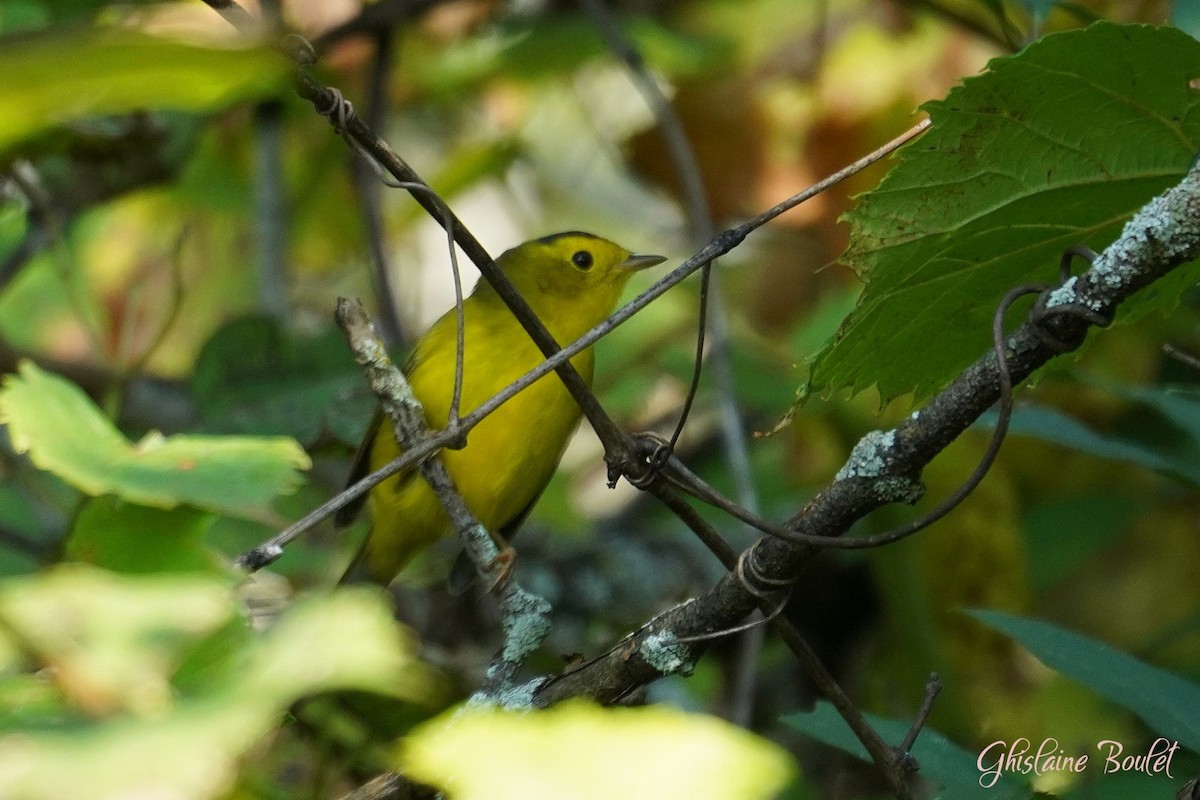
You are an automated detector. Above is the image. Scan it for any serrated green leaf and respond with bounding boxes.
[402,701,794,800]
[781,702,1027,799]
[969,609,1200,751]
[0,361,310,516]
[0,28,285,157]
[811,22,1200,403]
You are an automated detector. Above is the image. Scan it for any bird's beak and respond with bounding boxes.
[621,253,668,271]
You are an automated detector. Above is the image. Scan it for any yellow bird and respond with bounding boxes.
[337,232,665,586]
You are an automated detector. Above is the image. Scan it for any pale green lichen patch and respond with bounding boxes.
[469,676,546,710]
[639,630,694,676]
[873,475,924,505]
[463,523,500,562]
[501,588,552,664]
[835,429,896,480]
[1049,166,1200,311]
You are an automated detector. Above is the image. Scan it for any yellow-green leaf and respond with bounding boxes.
[0,361,310,517]
[67,497,219,574]
[0,565,234,716]
[0,567,433,800]
[402,700,795,800]
[0,27,286,155]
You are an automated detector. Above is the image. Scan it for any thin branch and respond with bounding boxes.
[580,0,769,731]
[254,100,289,318]
[334,298,551,692]
[626,481,918,797]
[350,27,408,349]
[235,120,928,569]
[202,0,254,27]
[645,272,1039,553]
[267,34,640,479]
[897,673,942,755]
[281,31,926,489]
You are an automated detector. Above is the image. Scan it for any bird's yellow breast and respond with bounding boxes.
[341,232,664,586]
[361,290,594,580]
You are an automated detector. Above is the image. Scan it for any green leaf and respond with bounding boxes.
[1024,493,1139,592]
[0,482,41,540]
[781,702,1027,799]
[0,0,50,35]
[810,22,1200,403]
[248,588,431,701]
[67,496,218,574]
[0,564,234,716]
[0,361,311,517]
[406,14,729,97]
[402,701,794,800]
[0,566,432,800]
[191,316,374,446]
[0,0,169,32]
[1103,382,1200,443]
[0,28,286,156]
[1000,404,1200,486]
[969,609,1200,751]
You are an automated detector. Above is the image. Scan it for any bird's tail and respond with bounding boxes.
[337,523,427,587]
[337,538,382,586]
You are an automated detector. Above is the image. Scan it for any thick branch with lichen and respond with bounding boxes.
[533,158,1200,704]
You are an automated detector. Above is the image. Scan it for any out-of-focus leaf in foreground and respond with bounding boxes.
[402,700,794,800]
[809,22,1200,403]
[0,361,310,517]
[0,27,286,156]
[0,566,431,800]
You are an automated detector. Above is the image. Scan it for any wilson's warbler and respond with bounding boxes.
[337,232,666,586]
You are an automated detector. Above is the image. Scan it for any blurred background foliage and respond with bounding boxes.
[1,0,1199,798]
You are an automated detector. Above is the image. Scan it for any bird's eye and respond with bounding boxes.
[571,250,594,270]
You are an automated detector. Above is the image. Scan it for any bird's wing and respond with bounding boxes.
[335,337,432,529]
[334,407,385,527]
